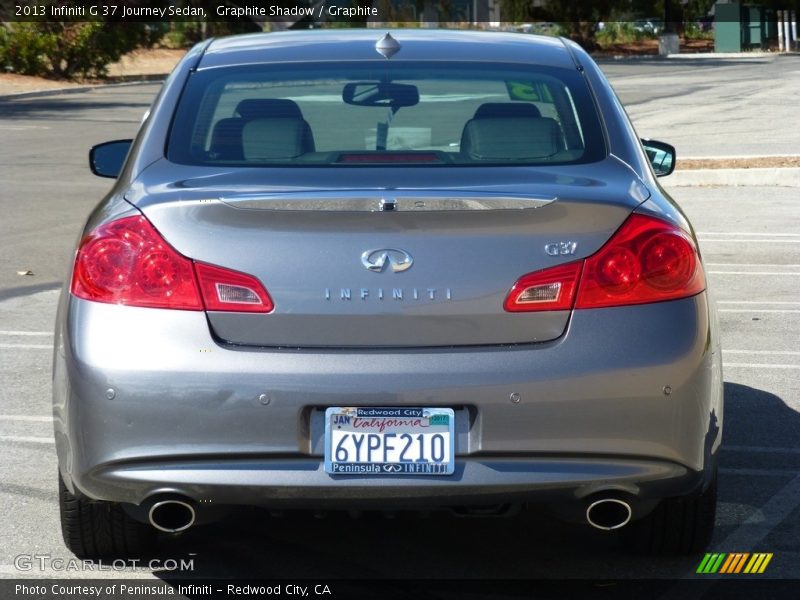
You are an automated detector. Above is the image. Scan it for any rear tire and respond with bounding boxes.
[619,470,717,555]
[59,472,155,559]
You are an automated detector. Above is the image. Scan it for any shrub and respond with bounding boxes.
[0,23,53,76]
[596,22,653,45]
[0,22,153,79]
[683,22,713,40]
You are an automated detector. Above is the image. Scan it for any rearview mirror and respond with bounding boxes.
[342,82,419,109]
[641,139,676,177]
[89,139,132,178]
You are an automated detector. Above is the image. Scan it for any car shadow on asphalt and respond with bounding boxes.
[721,381,800,450]
[712,381,800,550]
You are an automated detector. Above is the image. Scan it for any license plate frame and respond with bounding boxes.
[324,407,455,476]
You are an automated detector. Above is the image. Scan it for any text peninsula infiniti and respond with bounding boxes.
[54,30,722,558]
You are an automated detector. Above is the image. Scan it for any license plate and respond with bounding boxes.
[324,407,455,476]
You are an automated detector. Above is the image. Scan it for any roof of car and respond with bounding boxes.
[199,29,576,70]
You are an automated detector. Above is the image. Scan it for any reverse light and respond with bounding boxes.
[71,215,273,313]
[504,214,705,312]
[504,262,583,312]
[195,262,273,313]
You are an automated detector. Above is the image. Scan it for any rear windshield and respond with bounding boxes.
[168,61,606,167]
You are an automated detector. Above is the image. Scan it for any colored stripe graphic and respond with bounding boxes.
[697,553,727,573]
[720,553,749,573]
[734,553,750,574]
[744,553,774,574]
[719,554,736,574]
[711,553,726,573]
[696,553,714,573]
[699,552,774,574]
[758,554,774,573]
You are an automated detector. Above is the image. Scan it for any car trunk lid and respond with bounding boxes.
[130,160,648,348]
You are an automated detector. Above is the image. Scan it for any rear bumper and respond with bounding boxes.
[53,292,723,508]
[85,455,702,510]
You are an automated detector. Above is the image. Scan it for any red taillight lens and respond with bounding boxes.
[72,216,203,310]
[503,214,705,312]
[575,214,704,309]
[71,215,274,313]
[504,261,583,312]
[195,262,273,313]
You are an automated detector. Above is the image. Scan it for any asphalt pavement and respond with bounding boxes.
[0,55,798,593]
[599,54,800,157]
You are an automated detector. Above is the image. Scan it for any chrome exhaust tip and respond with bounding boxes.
[148,499,196,533]
[586,498,632,531]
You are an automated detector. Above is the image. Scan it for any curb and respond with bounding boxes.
[667,51,780,59]
[0,75,167,100]
[668,168,800,187]
[594,52,783,63]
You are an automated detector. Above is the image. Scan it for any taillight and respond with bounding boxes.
[504,214,705,312]
[575,214,704,308]
[71,215,273,313]
[72,216,203,310]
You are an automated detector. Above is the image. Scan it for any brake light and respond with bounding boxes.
[504,214,705,312]
[72,216,203,310]
[575,214,704,308]
[71,215,273,313]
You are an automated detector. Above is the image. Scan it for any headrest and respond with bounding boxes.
[241,117,307,160]
[461,117,561,161]
[473,102,542,119]
[236,99,303,120]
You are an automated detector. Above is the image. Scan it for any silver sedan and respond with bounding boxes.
[53,29,722,558]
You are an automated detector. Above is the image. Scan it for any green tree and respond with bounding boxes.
[500,0,632,49]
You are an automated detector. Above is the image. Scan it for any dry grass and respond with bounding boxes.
[677,157,800,170]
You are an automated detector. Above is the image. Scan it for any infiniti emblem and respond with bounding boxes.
[361,248,413,273]
[383,464,403,473]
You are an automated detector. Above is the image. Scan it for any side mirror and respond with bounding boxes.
[641,139,676,177]
[89,140,133,178]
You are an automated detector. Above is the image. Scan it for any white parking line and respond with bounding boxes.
[683,154,800,160]
[0,343,51,349]
[719,309,800,314]
[718,301,800,305]
[699,239,800,243]
[697,232,800,237]
[0,331,52,336]
[724,350,800,356]
[723,362,800,369]
[707,264,800,268]
[0,435,54,444]
[0,415,52,422]
[710,474,800,558]
[708,271,800,275]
